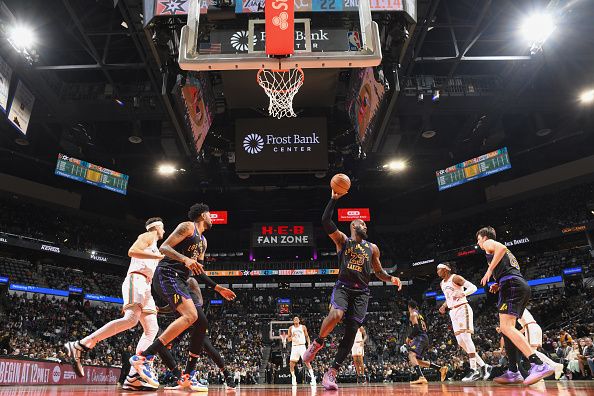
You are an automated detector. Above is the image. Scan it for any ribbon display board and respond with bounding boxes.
[0,358,120,385]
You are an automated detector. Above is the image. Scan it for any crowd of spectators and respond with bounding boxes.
[0,195,139,256]
[0,276,592,384]
[380,181,594,261]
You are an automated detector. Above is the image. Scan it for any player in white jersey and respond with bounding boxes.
[437,263,492,381]
[288,317,316,386]
[518,308,563,379]
[65,217,165,390]
[351,326,366,383]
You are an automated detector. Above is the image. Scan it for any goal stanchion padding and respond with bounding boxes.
[265,0,294,56]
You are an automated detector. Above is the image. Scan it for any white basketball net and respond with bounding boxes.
[257,68,304,119]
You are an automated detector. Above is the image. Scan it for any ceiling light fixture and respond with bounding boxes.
[520,12,556,54]
[579,89,594,104]
[158,164,177,175]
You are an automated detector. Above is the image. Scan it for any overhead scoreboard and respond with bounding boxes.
[55,153,129,195]
[436,147,511,191]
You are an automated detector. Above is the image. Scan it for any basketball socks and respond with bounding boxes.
[535,351,556,367]
[315,337,325,345]
[414,365,424,378]
[502,335,520,372]
[475,354,486,367]
[469,357,477,370]
[185,354,199,375]
[142,338,165,357]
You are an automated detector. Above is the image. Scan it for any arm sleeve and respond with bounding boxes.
[463,280,478,296]
[194,273,218,289]
[321,198,338,235]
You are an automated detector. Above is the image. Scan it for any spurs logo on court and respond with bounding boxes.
[243,133,265,154]
[272,11,289,30]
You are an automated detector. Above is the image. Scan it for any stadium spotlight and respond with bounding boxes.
[158,163,177,175]
[579,89,594,104]
[7,24,35,52]
[520,12,556,54]
[383,160,407,172]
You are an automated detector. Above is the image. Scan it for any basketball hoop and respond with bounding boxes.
[257,68,304,119]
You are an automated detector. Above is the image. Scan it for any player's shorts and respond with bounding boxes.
[153,288,202,315]
[449,303,474,335]
[409,333,429,358]
[497,275,531,318]
[122,272,157,314]
[152,266,192,311]
[524,322,543,347]
[351,342,364,357]
[290,345,307,362]
[330,282,370,324]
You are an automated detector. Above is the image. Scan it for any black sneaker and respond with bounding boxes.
[64,341,87,377]
[224,374,236,390]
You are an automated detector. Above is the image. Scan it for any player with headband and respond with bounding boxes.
[65,217,166,391]
[437,262,492,381]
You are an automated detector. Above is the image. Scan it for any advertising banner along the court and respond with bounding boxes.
[251,222,314,247]
[0,358,120,385]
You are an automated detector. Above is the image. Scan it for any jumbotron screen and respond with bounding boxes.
[55,153,129,195]
[436,147,512,191]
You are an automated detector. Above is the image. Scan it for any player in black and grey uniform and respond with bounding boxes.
[477,226,554,385]
[406,300,448,384]
[130,203,236,391]
[303,187,402,390]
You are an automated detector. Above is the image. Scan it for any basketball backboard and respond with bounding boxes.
[178,0,383,71]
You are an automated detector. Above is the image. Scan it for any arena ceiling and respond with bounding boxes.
[0,0,593,220]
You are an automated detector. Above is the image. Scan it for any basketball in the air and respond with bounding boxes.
[331,173,351,194]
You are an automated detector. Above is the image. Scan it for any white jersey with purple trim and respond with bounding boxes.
[127,238,160,280]
[351,328,365,356]
[440,274,468,309]
[290,325,306,346]
[519,309,542,346]
[518,308,536,327]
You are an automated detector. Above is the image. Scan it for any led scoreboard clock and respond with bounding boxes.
[55,153,129,195]
[436,147,511,191]
[251,223,314,247]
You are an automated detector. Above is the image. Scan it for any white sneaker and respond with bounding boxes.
[310,378,316,386]
[482,364,493,381]
[555,363,564,380]
[129,355,159,388]
[123,373,158,390]
[462,370,482,382]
